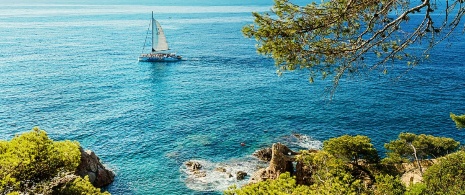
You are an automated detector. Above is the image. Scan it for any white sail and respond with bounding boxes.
[139,12,182,62]
[152,19,169,51]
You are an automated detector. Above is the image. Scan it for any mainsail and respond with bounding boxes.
[139,12,181,62]
[152,19,169,52]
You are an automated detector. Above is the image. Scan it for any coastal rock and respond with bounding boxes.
[250,168,267,183]
[400,160,435,186]
[215,167,227,172]
[236,171,248,180]
[251,143,299,183]
[185,161,203,171]
[266,143,298,179]
[253,147,272,161]
[193,170,207,178]
[75,147,115,187]
[44,174,79,194]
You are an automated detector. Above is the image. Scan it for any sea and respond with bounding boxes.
[1,0,464,194]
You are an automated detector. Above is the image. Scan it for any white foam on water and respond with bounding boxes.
[180,157,267,192]
[180,133,321,193]
[290,134,322,150]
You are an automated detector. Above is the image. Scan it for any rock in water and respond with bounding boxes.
[185,161,203,171]
[215,167,227,172]
[75,147,115,187]
[236,171,248,180]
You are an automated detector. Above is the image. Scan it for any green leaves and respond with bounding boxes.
[55,176,110,195]
[0,127,81,194]
[243,0,464,91]
[323,135,379,164]
[374,174,406,195]
[384,133,460,162]
[226,133,463,194]
[422,151,465,194]
[224,172,310,195]
[450,113,465,129]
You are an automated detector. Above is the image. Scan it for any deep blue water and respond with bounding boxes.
[1,1,465,194]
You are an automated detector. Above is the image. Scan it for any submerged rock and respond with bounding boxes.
[75,147,115,187]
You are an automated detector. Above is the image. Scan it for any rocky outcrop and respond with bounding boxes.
[400,160,435,186]
[185,161,203,171]
[249,142,439,189]
[215,167,227,173]
[75,147,115,187]
[40,173,79,194]
[253,148,272,161]
[236,171,248,180]
[185,161,207,178]
[251,143,299,183]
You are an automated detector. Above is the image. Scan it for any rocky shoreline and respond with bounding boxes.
[76,146,115,187]
[47,146,115,191]
[184,142,431,190]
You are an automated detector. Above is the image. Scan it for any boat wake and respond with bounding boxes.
[179,57,201,61]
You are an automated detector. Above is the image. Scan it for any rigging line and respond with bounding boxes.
[141,21,151,54]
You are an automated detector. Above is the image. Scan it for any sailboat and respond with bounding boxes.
[138,12,182,62]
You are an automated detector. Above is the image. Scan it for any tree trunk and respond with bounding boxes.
[409,143,423,176]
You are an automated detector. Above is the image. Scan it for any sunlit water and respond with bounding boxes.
[1,1,465,194]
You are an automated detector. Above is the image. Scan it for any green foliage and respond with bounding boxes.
[299,150,368,194]
[224,172,312,195]
[0,127,81,194]
[405,183,426,195]
[323,135,379,164]
[422,151,465,194]
[307,172,364,195]
[55,176,110,195]
[226,133,464,194]
[373,174,405,195]
[243,0,464,90]
[298,150,349,182]
[450,112,465,129]
[0,174,19,194]
[384,133,459,162]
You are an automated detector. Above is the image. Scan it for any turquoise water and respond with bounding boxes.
[1,1,465,194]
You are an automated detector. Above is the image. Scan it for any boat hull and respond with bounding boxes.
[138,54,182,62]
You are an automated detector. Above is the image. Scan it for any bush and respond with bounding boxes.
[225,172,312,195]
[56,176,110,195]
[422,151,465,194]
[450,113,465,129]
[373,174,405,195]
[384,133,459,162]
[0,127,108,194]
[323,135,379,164]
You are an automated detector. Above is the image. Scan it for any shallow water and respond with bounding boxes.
[1,1,465,194]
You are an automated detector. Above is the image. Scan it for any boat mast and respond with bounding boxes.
[151,11,155,52]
